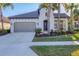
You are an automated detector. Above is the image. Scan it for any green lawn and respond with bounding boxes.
[31,45,79,56]
[33,34,79,42]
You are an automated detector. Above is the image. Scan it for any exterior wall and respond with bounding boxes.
[10,19,38,33]
[0,22,10,30]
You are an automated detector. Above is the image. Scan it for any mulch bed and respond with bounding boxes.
[0,32,9,36]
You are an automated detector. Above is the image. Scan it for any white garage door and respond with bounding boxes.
[14,22,36,32]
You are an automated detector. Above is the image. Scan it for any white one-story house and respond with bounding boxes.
[9,8,69,33]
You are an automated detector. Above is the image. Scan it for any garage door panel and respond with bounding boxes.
[14,22,35,32]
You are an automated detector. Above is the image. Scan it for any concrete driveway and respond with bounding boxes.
[0,32,37,56]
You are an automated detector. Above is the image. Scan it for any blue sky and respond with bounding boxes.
[3,3,40,17]
[3,3,68,17]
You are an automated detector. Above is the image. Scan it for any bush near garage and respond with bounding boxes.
[0,29,10,36]
[35,28,42,37]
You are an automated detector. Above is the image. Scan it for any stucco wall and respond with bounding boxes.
[39,8,55,32]
[39,8,47,32]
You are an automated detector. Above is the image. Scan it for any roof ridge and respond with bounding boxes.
[9,10,38,17]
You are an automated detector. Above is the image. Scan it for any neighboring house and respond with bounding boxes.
[0,17,10,30]
[9,8,69,33]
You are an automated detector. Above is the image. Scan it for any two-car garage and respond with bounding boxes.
[14,22,36,32]
[9,10,39,33]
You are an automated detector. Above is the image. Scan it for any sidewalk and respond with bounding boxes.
[29,41,79,46]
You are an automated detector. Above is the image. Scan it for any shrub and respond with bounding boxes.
[50,29,53,36]
[0,29,10,33]
[0,29,10,36]
[0,30,2,32]
[66,31,73,34]
[71,49,79,56]
[74,29,79,31]
[35,28,42,37]
[5,29,10,33]
[35,28,42,34]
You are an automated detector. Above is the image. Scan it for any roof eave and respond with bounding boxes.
[9,17,39,19]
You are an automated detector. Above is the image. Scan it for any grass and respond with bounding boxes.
[31,45,79,56]
[33,34,79,42]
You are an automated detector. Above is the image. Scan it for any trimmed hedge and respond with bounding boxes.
[0,29,10,33]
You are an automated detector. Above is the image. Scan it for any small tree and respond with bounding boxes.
[63,3,79,32]
[0,3,13,32]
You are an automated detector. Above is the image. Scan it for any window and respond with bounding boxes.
[45,12,47,16]
[54,20,64,30]
[54,20,58,29]
[46,8,47,11]
[75,22,79,28]
[37,23,39,25]
[54,23,58,29]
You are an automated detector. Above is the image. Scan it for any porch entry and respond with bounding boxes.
[54,20,66,31]
[59,20,64,30]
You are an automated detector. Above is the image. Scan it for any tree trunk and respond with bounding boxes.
[47,4,51,35]
[58,3,60,32]
[70,8,73,32]
[0,7,4,32]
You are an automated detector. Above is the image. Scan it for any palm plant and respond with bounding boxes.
[73,8,79,21]
[73,8,79,30]
[63,3,79,32]
[40,3,60,34]
[0,3,13,32]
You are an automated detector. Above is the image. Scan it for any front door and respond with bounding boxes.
[43,20,48,31]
